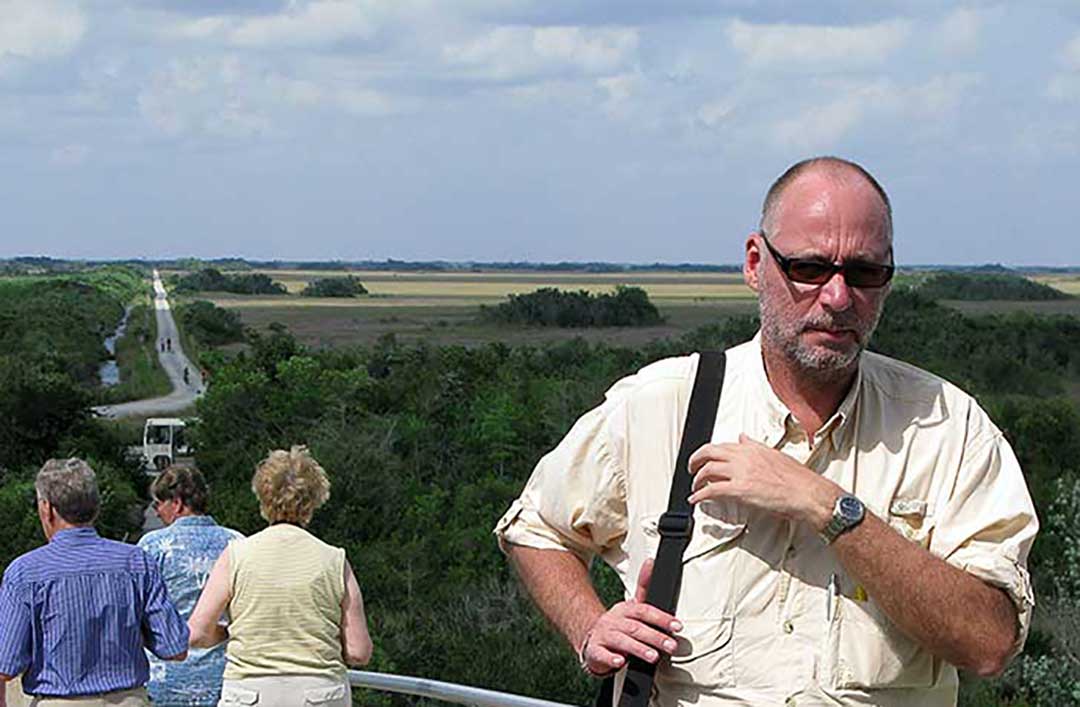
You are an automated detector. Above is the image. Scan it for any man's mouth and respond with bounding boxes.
[805,327,858,343]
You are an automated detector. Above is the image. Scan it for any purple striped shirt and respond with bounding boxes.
[0,527,189,697]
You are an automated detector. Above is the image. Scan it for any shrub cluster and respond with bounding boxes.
[479,285,662,327]
[915,272,1069,301]
[300,275,369,298]
[172,268,286,295]
[176,300,245,346]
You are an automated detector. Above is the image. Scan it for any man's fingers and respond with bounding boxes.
[584,643,625,675]
[688,443,718,473]
[688,463,737,505]
[617,618,679,655]
[620,600,682,633]
[598,622,678,664]
[688,442,743,473]
[691,461,732,492]
[586,603,684,675]
[634,558,654,603]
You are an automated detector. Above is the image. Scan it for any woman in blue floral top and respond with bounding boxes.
[138,466,243,707]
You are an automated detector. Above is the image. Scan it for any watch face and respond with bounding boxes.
[838,495,864,523]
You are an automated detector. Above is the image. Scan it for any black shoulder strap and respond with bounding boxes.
[596,351,726,707]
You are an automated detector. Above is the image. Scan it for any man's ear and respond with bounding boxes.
[744,232,763,292]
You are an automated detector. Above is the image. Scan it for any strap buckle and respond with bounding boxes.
[657,511,694,539]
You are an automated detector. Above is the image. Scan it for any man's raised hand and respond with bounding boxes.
[579,558,683,677]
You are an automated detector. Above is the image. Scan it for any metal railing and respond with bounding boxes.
[347,671,578,707]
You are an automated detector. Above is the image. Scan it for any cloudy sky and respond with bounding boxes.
[1,1,1079,265]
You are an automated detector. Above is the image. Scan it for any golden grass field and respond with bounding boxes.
[187,270,758,348]
[176,269,1080,349]
[1032,274,1080,296]
[265,269,754,299]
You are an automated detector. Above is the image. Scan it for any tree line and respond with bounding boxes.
[479,285,663,327]
[912,272,1070,301]
[171,268,287,295]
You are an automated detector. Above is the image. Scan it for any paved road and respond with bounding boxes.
[93,270,205,419]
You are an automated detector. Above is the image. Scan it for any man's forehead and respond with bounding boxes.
[775,171,890,230]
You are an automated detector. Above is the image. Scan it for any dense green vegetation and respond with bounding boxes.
[98,302,172,404]
[1,270,1078,705]
[0,268,150,560]
[176,289,1077,706]
[479,285,663,327]
[172,268,287,295]
[914,272,1070,301]
[0,267,145,388]
[301,275,369,297]
[176,300,246,346]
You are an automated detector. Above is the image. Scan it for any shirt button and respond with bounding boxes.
[783,620,794,634]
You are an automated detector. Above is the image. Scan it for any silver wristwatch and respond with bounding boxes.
[820,493,865,544]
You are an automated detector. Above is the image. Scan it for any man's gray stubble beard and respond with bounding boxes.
[757,286,884,383]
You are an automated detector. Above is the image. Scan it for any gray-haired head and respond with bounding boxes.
[35,458,100,525]
[759,156,893,240]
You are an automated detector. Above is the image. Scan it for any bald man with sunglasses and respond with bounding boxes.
[496,156,1037,706]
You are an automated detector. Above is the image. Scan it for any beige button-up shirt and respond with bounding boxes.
[495,335,1037,706]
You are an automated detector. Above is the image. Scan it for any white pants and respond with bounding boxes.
[218,676,351,707]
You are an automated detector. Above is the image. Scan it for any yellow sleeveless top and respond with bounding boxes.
[223,524,347,680]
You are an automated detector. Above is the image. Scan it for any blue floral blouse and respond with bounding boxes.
[138,515,244,706]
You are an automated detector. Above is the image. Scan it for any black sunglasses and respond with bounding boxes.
[759,231,894,288]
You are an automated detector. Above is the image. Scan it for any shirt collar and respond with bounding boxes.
[749,331,863,448]
[748,332,792,444]
[171,515,218,528]
[827,362,863,447]
[49,526,99,545]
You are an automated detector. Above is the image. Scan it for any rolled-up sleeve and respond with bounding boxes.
[0,568,31,677]
[141,557,191,659]
[495,394,629,564]
[930,416,1038,658]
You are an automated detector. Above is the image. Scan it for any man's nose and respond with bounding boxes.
[818,270,853,311]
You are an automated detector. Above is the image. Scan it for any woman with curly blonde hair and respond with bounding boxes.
[188,447,371,707]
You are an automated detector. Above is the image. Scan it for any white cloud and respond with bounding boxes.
[137,55,400,139]
[137,56,273,138]
[935,8,983,55]
[336,87,395,116]
[694,99,737,131]
[597,72,640,104]
[772,91,873,149]
[229,0,378,48]
[50,144,90,166]
[1062,32,1080,71]
[443,25,638,80]
[269,76,325,107]
[726,19,910,69]
[168,16,231,41]
[1047,73,1080,102]
[0,0,86,62]
[907,73,981,118]
[1046,33,1080,102]
[768,74,979,149]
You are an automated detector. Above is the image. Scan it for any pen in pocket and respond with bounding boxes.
[826,573,838,622]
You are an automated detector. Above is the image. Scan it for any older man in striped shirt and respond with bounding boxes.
[0,458,190,706]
